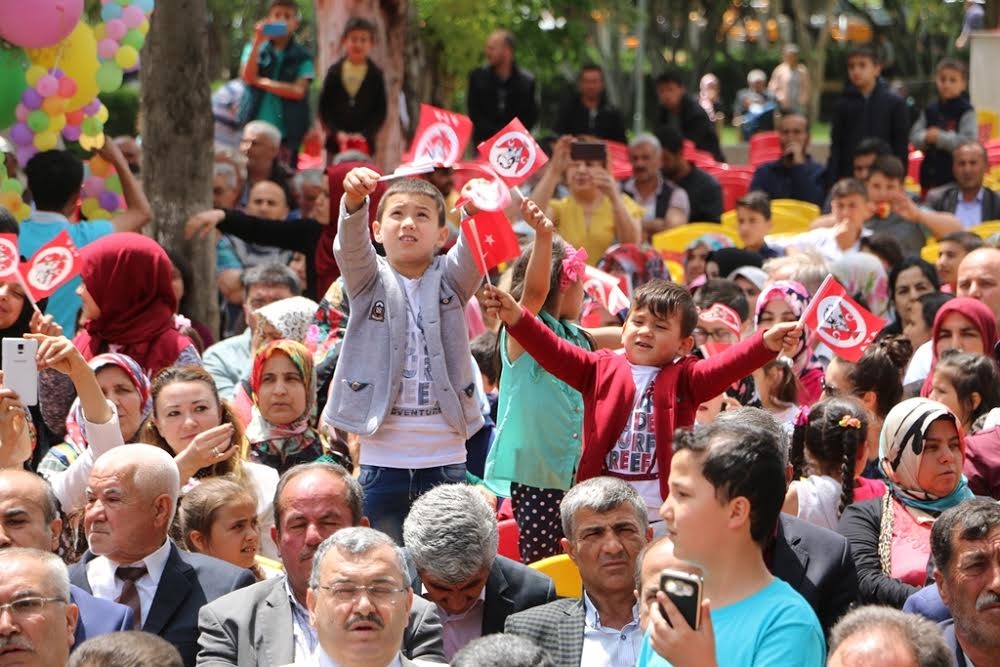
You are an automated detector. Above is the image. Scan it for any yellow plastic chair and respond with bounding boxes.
[529,554,583,598]
[651,224,741,257]
[721,209,810,235]
[968,221,1000,240]
[978,108,999,142]
[771,199,820,221]
[921,242,939,265]
[665,259,685,284]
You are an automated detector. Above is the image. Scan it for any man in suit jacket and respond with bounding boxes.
[197,462,445,666]
[69,444,255,666]
[0,469,134,647]
[403,485,557,659]
[927,142,1000,229]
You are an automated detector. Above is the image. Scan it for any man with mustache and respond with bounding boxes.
[931,499,1000,666]
[505,477,652,667]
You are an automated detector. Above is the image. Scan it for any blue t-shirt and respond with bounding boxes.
[637,578,825,667]
[19,212,114,336]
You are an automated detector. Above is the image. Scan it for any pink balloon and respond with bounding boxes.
[14,104,27,123]
[105,19,127,41]
[36,75,59,98]
[0,0,85,49]
[83,175,105,196]
[121,5,144,29]
[62,124,81,142]
[98,38,119,60]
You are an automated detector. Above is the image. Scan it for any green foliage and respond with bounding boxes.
[100,85,140,137]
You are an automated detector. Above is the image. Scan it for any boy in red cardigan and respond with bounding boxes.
[482,279,802,522]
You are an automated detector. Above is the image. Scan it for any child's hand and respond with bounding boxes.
[763,321,803,355]
[893,194,921,223]
[343,167,380,214]
[480,284,522,327]
[925,127,940,145]
[521,198,554,236]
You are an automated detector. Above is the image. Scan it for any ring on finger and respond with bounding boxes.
[211,447,220,457]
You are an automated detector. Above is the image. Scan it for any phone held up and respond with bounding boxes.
[659,569,704,630]
[2,338,38,406]
[570,141,607,164]
[262,21,289,38]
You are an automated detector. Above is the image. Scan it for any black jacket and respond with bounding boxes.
[318,57,387,155]
[468,63,538,144]
[656,93,725,163]
[553,93,627,143]
[828,80,910,183]
[927,183,1000,224]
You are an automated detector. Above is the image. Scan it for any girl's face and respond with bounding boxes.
[199,495,259,569]
[171,266,185,304]
[902,300,931,351]
[915,418,963,497]
[559,280,585,321]
[685,245,709,283]
[893,266,934,319]
[77,283,101,321]
[928,371,967,427]
[757,299,796,330]
[0,281,26,329]
[258,352,308,424]
[935,312,985,357]
[153,380,223,454]
[96,365,144,442]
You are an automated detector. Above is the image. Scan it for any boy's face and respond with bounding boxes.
[865,172,902,205]
[373,193,447,270]
[736,207,771,249]
[847,55,880,91]
[937,240,968,288]
[936,67,967,101]
[266,4,299,33]
[852,152,878,181]
[660,448,730,565]
[830,193,872,229]
[656,81,684,111]
[343,28,373,63]
[621,306,693,367]
[733,276,761,316]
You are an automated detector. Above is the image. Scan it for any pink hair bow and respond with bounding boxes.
[560,246,588,290]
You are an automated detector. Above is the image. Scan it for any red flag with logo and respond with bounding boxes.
[0,234,19,279]
[402,104,473,168]
[800,276,886,362]
[477,118,548,187]
[18,230,81,301]
[606,141,632,180]
[451,161,512,213]
[461,210,519,275]
[580,265,632,327]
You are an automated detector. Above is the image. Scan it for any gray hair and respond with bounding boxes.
[714,407,789,467]
[451,634,555,667]
[68,631,183,667]
[560,477,647,540]
[629,133,662,153]
[241,263,302,298]
[213,162,238,191]
[274,462,363,531]
[309,527,411,589]
[762,252,828,296]
[95,444,180,518]
[244,120,282,146]
[0,548,70,601]
[213,144,247,182]
[402,484,498,584]
[293,168,326,190]
[828,606,952,667]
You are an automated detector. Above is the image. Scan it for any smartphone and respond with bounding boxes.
[2,338,38,406]
[659,569,703,630]
[262,21,288,37]
[570,141,607,163]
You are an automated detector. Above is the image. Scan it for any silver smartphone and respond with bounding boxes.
[2,338,38,406]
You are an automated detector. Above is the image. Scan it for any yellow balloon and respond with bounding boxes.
[48,113,66,133]
[28,22,99,113]
[114,45,138,71]
[25,65,47,87]
[139,19,149,36]
[33,131,57,151]
[13,203,30,222]
[96,104,109,124]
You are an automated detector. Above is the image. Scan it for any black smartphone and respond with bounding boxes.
[570,141,607,163]
[659,569,703,630]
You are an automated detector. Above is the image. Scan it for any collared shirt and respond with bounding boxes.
[285,577,319,661]
[766,226,870,264]
[436,586,486,660]
[86,539,172,627]
[955,187,985,229]
[581,592,642,667]
[316,648,402,667]
[620,175,690,222]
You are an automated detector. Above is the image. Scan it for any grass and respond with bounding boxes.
[720,121,832,146]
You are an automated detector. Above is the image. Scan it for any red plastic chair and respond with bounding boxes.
[497,518,522,562]
[748,131,782,166]
[716,171,752,212]
[908,149,924,183]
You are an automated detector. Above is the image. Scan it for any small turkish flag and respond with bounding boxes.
[801,275,885,362]
[461,210,520,275]
[19,230,81,301]
[477,118,548,187]
[402,104,473,168]
[452,161,512,213]
[606,141,633,180]
[583,265,631,317]
[0,234,19,279]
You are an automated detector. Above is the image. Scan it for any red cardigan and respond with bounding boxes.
[506,307,777,500]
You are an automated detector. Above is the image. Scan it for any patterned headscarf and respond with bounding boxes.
[255,296,320,347]
[831,253,890,318]
[64,353,151,446]
[754,280,820,377]
[596,243,670,297]
[247,340,323,474]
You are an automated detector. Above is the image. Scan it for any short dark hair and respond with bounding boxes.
[655,69,685,87]
[940,230,984,254]
[375,177,446,228]
[68,631,183,667]
[470,330,499,386]
[936,57,968,79]
[847,44,881,65]
[735,191,771,220]
[268,0,299,14]
[889,257,940,305]
[273,462,364,530]
[242,263,302,298]
[917,292,954,334]
[853,137,893,159]
[868,155,905,182]
[341,16,376,41]
[859,234,903,269]
[579,62,603,79]
[672,421,786,546]
[493,29,516,51]
[830,178,869,201]
[451,634,555,667]
[24,150,84,212]
[654,126,684,155]
[630,279,699,337]
[692,278,749,323]
[778,111,810,132]
[934,350,1000,427]
[931,498,1000,573]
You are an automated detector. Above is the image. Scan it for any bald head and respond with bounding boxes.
[635,536,702,631]
[957,247,1000,323]
[93,444,181,506]
[0,470,62,552]
[247,180,290,221]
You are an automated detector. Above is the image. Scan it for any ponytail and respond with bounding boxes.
[799,398,869,517]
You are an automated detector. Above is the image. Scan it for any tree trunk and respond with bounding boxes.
[140,0,217,334]
[313,0,407,170]
[791,0,837,123]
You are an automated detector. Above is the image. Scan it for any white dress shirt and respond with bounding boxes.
[86,538,173,627]
[315,649,402,667]
[580,592,642,667]
[285,577,319,661]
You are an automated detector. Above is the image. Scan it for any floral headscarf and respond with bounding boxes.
[596,243,670,297]
[247,340,323,474]
[255,296,320,347]
[754,280,822,382]
[831,253,890,318]
[65,353,151,446]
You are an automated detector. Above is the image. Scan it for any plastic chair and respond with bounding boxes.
[529,554,583,598]
[651,224,741,258]
[714,171,753,213]
[748,131,782,167]
[978,108,1000,143]
[907,149,924,184]
[771,199,820,222]
[665,259,685,284]
[969,221,1000,240]
[497,519,522,563]
[921,242,939,264]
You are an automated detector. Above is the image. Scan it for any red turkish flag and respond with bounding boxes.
[477,118,548,187]
[800,276,886,362]
[19,230,81,301]
[402,104,473,168]
[461,210,520,275]
[451,161,512,213]
[606,141,633,180]
[0,234,19,279]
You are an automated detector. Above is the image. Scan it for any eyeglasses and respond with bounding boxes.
[317,584,407,603]
[692,327,737,345]
[0,597,65,618]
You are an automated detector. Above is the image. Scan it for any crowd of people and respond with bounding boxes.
[2,1,1000,666]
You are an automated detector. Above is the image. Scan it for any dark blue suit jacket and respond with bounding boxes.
[71,584,133,648]
[902,583,952,622]
[68,542,256,667]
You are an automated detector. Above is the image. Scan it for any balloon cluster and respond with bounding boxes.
[0,165,30,222]
[95,0,154,93]
[81,154,125,220]
[8,67,77,164]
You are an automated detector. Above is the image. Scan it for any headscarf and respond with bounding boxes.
[920,297,999,397]
[686,233,732,256]
[878,397,974,512]
[754,280,824,393]
[698,74,721,122]
[64,353,151,446]
[595,243,669,297]
[246,339,323,474]
[73,233,192,375]
[255,296,320,347]
[831,253,890,318]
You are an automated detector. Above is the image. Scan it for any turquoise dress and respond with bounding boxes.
[484,311,591,496]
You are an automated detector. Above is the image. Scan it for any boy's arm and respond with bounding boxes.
[442,216,487,305]
[332,196,379,298]
[909,112,928,150]
[505,306,599,394]
[935,109,979,152]
[686,329,777,404]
